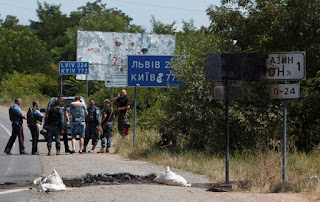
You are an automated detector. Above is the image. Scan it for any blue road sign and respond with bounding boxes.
[59,61,89,75]
[127,55,182,87]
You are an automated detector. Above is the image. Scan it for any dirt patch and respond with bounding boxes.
[63,172,157,187]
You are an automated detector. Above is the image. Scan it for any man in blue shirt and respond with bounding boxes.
[28,100,44,155]
[4,98,27,155]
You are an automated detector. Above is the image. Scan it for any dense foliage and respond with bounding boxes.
[0,0,319,152]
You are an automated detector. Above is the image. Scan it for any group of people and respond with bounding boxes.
[4,98,43,155]
[3,89,132,156]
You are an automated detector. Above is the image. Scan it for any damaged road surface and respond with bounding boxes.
[63,172,157,187]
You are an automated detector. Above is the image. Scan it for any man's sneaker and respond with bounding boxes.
[4,151,12,155]
[32,152,39,155]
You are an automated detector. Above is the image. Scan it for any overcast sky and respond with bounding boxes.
[0,0,221,31]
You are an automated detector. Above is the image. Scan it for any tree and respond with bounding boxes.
[150,16,177,34]
[30,2,74,53]
[0,28,54,80]
[1,15,26,31]
[205,0,320,152]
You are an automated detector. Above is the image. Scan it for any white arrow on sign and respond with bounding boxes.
[262,52,306,80]
[269,84,300,99]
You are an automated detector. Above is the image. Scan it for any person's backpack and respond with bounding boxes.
[47,106,61,126]
[9,106,16,122]
[27,107,36,127]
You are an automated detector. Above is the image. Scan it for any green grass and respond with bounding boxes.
[113,129,320,199]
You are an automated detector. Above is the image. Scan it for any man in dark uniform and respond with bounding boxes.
[4,98,27,155]
[27,100,44,155]
[112,89,131,139]
[44,99,65,156]
[57,95,71,153]
[98,99,114,153]
[84,98,101,153]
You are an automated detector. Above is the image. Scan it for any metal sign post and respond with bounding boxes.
[110,88,113,108]
[133,87,137,148]
[214,84,243,185]
[60,75,63,95]
[225,86,230,185]
[282,99,287,182]
[270,83,300,182]
[86,74,88,104]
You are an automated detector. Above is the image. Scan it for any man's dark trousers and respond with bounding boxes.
[5,123,25,153]
[29,125,39,154]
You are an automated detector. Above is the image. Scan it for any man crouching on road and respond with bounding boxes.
[44,99,65,156]
[70,96,88,154]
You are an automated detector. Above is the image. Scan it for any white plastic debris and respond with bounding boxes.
[33,169,67,192]
[154,166,191,187]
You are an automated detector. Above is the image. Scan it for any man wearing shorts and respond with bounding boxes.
[70,96,88,154]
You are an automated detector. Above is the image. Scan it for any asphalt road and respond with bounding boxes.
[0,106,42,202]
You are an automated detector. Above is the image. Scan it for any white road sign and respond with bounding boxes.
[262,52,306,80]
[269,84,300,99]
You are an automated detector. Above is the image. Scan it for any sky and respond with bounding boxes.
[0,0,221,31]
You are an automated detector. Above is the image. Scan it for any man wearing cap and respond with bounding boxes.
[98,99,114,153]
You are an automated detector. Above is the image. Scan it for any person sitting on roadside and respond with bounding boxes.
[159,127,176,149]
